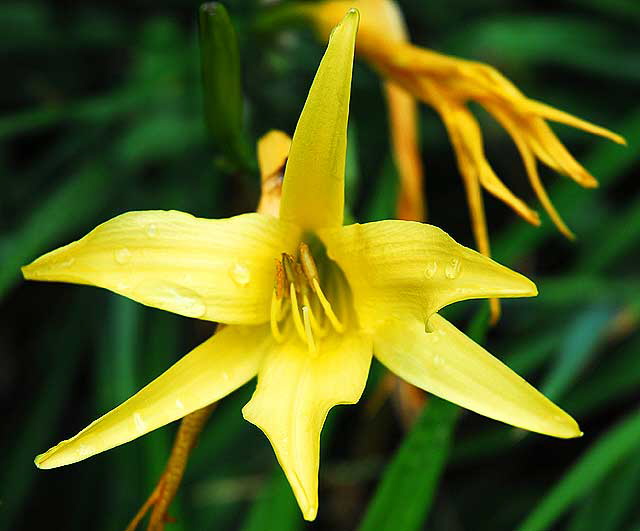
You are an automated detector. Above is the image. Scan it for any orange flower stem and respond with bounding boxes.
[125,403,216,531]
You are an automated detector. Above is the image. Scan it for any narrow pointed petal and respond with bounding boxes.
[525,99,626,145]
[319,220,536,330]
[242,331,372,520]
[374,314,581,438]
[279,9,358,230]
[23,211,300,324]
[36,325,271,469]
[487,103,575,239]
[439,100,540,225]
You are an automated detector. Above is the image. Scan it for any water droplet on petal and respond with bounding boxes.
[433,354,444,367]
[425,261,438,279]
[175,399,185,410]
[146,223,158,237]
[114,248,132,265]
[445,258,461,279]
[229,262,251,286]
[134,282,207,318]
[133,412,147,433]
[222,371,229,382]
[58,258,75,268]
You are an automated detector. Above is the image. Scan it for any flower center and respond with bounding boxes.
[270,242,347,353]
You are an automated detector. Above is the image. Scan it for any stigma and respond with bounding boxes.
[270,242,345,354]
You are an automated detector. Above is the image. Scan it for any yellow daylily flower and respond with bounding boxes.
[294,0,625,321]
[24,10,580,522]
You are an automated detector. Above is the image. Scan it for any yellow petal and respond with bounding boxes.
[525,99,626,146]
[242,330,372,520]
[36,325,271,469]
[374,314,581,438]
[279,9,358,230]
[438,99,540,226]
[308,0,408,53]
[487,103,575,239]
[320,220,537,330]
[23,211,300,325]
[258,129,291,181]
[257,130,291,217]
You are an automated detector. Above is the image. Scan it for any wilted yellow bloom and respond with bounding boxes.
[24,10,580,521]
[296,0,625,320]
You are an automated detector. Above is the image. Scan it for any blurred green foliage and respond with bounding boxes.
[1,0,638,529]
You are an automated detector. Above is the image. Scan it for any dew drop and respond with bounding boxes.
[134,281,207,318]
[114,248,132,265]
[222,371,230,382]
[133,412,147,433]
[433,354,444,367]
[424,261,438,279]
[146,223,158,237]
[229,262,251,286]
[58,258,75,268]
[175,399,185,410]
[445,258,461,279]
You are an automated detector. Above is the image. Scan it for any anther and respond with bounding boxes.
[282,253,302,293]
[299,242,319,284]
[274,259,286,300]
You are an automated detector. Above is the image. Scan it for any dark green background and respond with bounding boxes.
[2,0,639,529]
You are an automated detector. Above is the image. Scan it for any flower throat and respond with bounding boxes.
[270,240,348,353]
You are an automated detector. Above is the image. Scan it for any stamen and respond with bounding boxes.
[302,306,317,354]
[270,290,284,342]
[282,254,302,293]
[289,283,307,342]
[312,278,345,333]
[303,293,327,337]
[274,259,286,299]
[299,243,319,283]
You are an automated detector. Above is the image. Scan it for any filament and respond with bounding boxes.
[270,290,284,343]
[303,294,327,337]
[302,306,317,354]
[312,278,345,333]
[289,283,307,342]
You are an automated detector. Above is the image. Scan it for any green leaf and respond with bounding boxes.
[0,163,111,300]
[541,304,615,400]
[358,397,458,531]
[517,407,640,531]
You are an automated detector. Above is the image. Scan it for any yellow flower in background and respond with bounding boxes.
[24,10,580,521]
[295,0,626,321]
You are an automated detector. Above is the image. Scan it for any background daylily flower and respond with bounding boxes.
[292,0,626,322]
[23,9,581,522]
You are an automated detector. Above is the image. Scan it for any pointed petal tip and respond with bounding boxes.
[34,453,47,469]
[34,448,58,470]
[612,133,627,146]
[303,505,318,521]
